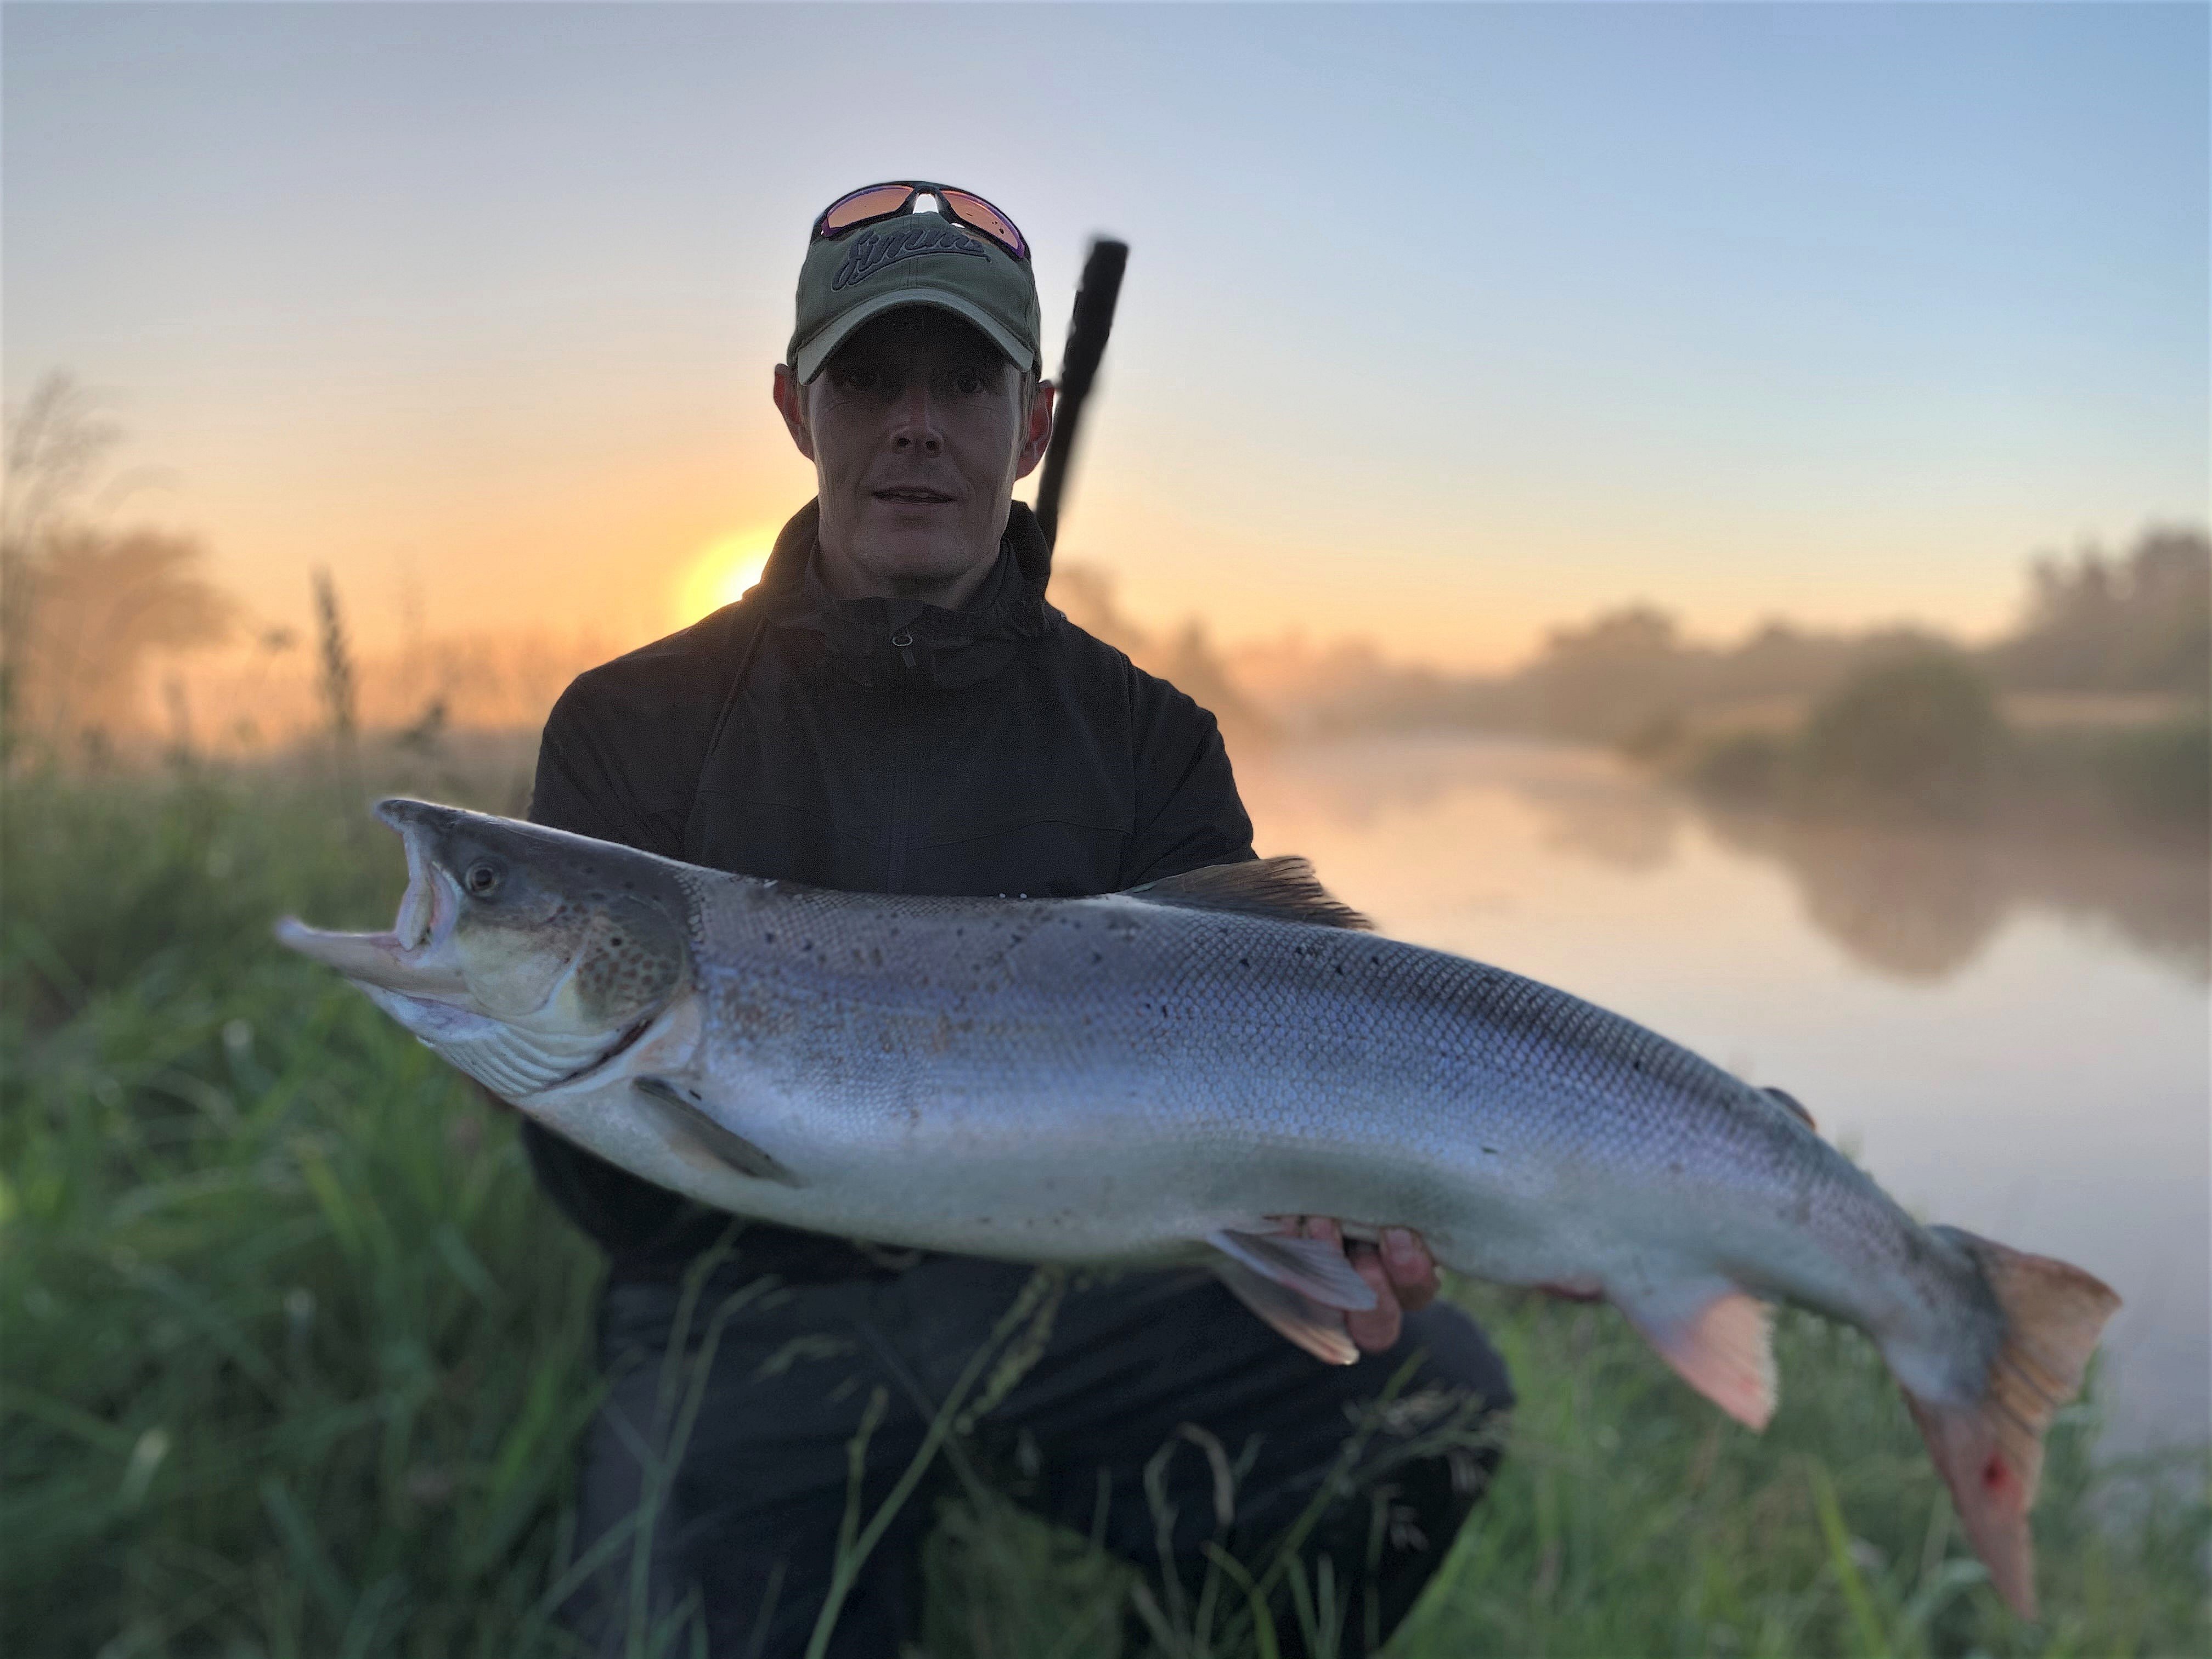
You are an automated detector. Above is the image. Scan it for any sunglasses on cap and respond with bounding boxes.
[811,181,1030,263]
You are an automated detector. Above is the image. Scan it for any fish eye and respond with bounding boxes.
[465,861,503,897]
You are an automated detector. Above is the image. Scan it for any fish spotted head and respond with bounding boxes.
[275,799,692,1098]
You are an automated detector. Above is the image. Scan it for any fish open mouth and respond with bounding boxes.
[273,806,466,996]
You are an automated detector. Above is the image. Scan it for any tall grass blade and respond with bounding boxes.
[1808,1457,1891,1658]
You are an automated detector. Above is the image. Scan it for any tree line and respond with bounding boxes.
[1278,526,2208,744]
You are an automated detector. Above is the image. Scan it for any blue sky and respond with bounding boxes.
[5,3,2205,665]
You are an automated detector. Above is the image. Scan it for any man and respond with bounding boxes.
[527,181,1513,1656]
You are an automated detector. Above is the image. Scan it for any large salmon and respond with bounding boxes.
[278,799,2118,1616]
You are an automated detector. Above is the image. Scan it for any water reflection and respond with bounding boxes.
[1243,734,2208,987]
[1699,811,2209,984]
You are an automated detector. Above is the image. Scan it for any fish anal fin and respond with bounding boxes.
[1617,1283,1777,1431]
[1899,1228,2120,1619]
[1125,857,1372,932]
[1206,1227,1378,1312]
[1533,1277,1605,1304]
[634,1074,802,1188]
[1211,1259,1359,1365]
[1762,1086,1816,1130]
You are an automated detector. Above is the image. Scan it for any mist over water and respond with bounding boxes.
[1239,734,2210,1453]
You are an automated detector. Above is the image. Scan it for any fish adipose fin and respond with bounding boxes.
[1761,1086,1816,1130]
[1616,1282,1778,1431]
[1211,1259,1359,1366]
[1899,1228,2120,1620]
[1206,1228,1379,1311]
[634,1075,803,1188]
[1125,857,1373,932]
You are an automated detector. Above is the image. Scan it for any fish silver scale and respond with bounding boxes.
[657,869,1991,1393]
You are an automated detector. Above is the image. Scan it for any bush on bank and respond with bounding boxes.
[1666,650,2209,839]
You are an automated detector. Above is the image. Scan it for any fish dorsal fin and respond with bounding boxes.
[1125,857,1373,932]
[1762,1086,1816,1130]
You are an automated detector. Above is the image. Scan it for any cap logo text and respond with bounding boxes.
[832,224,990,291]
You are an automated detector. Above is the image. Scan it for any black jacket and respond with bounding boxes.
[522,499,1256,1282]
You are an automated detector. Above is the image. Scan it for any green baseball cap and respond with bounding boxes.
[788,207,1042,383]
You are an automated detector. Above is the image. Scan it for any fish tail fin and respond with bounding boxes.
[1898,1227,2120,1620]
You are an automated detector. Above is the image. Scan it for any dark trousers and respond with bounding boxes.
[560,1253,1513,1658]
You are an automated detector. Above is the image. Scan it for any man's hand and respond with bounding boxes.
[1299,1216,1439,1353]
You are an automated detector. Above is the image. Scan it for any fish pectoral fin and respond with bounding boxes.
[633,1074,802,1188]
[1122,857,1372,931]
[1211,1259,1359,1366]
[1615,1281,1777,1431]
[1206,1228,1378,1312]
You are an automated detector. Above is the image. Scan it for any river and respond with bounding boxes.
[1237,733,2209,1454]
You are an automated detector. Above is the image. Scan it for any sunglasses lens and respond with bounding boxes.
[942,190,1026,258]
[819,184,913,236]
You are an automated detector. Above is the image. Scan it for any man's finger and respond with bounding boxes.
[1382,1226,1440,1312]
[1344,1241,1403,1351]
[1304,1216,1404,1353]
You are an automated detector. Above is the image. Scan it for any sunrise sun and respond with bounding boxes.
[675,530,776,624]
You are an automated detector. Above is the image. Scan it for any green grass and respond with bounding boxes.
[4,764,2206,1657]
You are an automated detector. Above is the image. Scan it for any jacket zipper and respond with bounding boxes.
[884,643,916,892]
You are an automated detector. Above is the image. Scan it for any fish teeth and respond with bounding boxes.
[394,836,432,950]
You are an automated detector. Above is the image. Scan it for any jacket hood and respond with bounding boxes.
[757,498,1058,691]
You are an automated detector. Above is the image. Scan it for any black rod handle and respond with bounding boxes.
[1034,237,1128,561]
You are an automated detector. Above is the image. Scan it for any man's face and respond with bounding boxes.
[774,308,1054,603]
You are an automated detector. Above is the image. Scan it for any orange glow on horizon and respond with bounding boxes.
[675,529,776,625]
